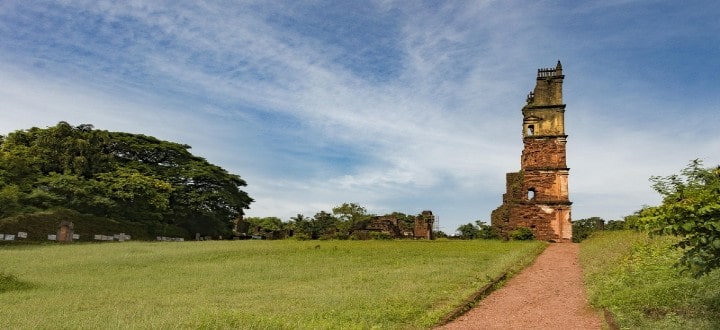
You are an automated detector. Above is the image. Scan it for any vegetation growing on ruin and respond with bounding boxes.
[0,239,544,329]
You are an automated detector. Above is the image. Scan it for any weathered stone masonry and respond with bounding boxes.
[491,61,572,241]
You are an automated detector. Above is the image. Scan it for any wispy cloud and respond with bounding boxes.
[1,1,718,232]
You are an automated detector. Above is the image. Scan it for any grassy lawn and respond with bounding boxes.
[1,239,544,329]
[580,230,720,329]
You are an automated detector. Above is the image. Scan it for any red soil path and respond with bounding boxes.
[437,243,603,329]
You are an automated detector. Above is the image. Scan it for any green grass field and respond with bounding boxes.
[1,239,544,329]
[580,231,720,329]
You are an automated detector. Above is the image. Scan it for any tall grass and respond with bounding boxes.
[580,231,720,329]
[1,239,544,329]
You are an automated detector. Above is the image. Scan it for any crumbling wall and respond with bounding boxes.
[507,204,571,241]
[491,172,523,239]
[413,211,434,240]
[366,215,403,237]
[365,211,435,239]
[521,138,567,169]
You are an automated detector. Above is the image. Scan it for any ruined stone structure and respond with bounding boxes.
[366,215,404,237]
[57,221,74,243]
[413,210,435,240]
[366,210,435,239]
[491,61,572,241]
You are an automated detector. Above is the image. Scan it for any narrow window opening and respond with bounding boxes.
[528,188,536,201]
[527,125,535,136]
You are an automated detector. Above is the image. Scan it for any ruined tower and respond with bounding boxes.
[491,61,572,241]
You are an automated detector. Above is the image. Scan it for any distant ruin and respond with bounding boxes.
[57,221,74,243]
[365,210,435,239]
[491,61,572,241]
[236,210,435,240]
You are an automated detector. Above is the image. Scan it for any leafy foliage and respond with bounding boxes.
[0,122,253,237]
[369,231,393,240]
[477,221,501,239]
[455,220,500,240]
[0,208,187,241]
[605,220,626,230]
[332,202,373,237]
[639,160,720,277]
[509,226,534,240]
[262,205,441,241]
[456,223,479,239]
[572,217,626,242]
[433,230,448,239]
[285,211,341,240]
[241,217,286,239]
[580,231,720,329]
[572,217,603,242]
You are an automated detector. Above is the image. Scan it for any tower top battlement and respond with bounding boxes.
[528,61,564,106]
[537,61,563,78]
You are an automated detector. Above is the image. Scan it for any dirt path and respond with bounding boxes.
[438,243,603,330]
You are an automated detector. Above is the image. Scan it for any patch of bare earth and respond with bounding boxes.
[437,243,602,330]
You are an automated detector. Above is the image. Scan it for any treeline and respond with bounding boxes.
[571,216,626,243]
[0,122,253,237]
[240,203,432,240]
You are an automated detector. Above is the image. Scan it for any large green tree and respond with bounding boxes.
[0,122,253,236]
[456,222,479,239]
[332,202,373,236]
[640,160,720,277]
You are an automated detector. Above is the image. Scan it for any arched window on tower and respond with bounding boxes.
[527,125,535,136]
[527,188,536,201]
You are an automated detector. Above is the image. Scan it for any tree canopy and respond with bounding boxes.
[455,220,499,240]
[0,122,253,236]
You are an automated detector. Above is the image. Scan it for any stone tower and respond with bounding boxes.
[491,61,572,241]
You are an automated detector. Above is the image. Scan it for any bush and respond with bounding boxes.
[456,223,479,239]
[369,231,393,240]
[509,227,534,240]
[292,233,311,241]
[572,217,604,243]
[573,217,627,243]
[0,208,188,241]
[640,160,720,277]
[478,222,500,239]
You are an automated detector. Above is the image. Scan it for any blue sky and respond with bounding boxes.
[1,1,718,233]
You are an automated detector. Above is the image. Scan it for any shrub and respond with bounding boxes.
[572,217,604,243]
[509,227,534,240]
[639,160,720,277]
[369,231,393,240]
[0,208,188,241]
[477,222,500,239]
[292,233,311,241]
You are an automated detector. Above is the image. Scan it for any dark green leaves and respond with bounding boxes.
[0,122,253,237]
[641,160,720,277]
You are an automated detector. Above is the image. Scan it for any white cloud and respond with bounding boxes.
[1,1,719,232]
